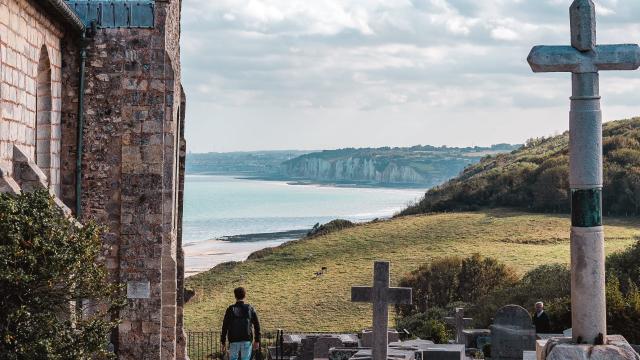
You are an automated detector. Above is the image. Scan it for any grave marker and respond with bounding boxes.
[352,261,412,360]
[444,308,473,344]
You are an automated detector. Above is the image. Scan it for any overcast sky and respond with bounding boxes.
[181,0,640,153]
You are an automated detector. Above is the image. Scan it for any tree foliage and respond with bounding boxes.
[0,191,124,359]
[400,118,640,216]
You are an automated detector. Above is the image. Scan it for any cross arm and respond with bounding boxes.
[595,44,640,71]
[351,286,373,302]
[528,44,640,73]
[388,287,412,305]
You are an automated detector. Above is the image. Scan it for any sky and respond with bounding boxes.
[181,0,640,153]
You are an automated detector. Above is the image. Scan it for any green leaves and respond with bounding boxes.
[0,191,124,359]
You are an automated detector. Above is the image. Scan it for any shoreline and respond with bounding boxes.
[182,175,426,277]
[184,229,310,277]
[187,172,431,190]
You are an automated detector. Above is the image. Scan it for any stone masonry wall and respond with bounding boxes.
[0,0,64,195]
[58,0,185,358]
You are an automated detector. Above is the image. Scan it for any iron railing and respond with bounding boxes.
[186,330,358,360]
[186,330,280,360]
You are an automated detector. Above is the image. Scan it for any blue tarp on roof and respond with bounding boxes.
[65,0,154,28]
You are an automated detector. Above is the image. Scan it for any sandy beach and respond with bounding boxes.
[184,230,308,277]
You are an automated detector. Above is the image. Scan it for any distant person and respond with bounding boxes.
[221,287,261,360]
[533,301,551,333]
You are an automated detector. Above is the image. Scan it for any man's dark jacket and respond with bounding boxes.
[533,311,551,333]
[220,301,261,344]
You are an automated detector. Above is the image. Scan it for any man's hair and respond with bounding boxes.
[234,287,246,300]
[535,301,544,307]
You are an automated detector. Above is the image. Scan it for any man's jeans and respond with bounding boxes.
[229,341,252,360]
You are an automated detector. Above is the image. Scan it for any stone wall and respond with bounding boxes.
[0,0,186,358]
[0,0,65,195]
[58,0,185,358]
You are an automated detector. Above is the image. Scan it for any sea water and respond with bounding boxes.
[183,175,424,275]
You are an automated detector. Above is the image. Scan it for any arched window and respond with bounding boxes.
[36,45,52,181]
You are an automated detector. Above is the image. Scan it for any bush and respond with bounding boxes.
[607,239,640,292]
[606,275,640,344]
[307,219,355,238]
[395,310,451,344]
[397,254,517,318]
[0,191,124,359]
[457,254,518,304]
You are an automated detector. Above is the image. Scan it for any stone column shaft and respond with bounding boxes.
[373,262,389,360]
[569,72,606,344]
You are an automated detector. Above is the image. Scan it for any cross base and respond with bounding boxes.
[536,336,640,360]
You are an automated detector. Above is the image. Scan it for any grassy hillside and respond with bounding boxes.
[401,118,640,216]
[184,210,639,332]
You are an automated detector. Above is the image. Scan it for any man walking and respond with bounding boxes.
[221,287,261,360]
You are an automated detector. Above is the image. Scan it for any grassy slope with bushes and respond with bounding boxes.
[401,118,640,216]
[184,210,639,332]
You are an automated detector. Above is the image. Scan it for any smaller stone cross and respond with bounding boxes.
[352,261,412,360]
[444,308,473,344]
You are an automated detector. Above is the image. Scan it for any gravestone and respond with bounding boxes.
[272,333,359,360]
[314,337,344,359]
[489,305,536,360]
[329,348,361,360]
[348,348,416,360]
[415,345,464,360]
[389,340,434,350]
[360,329,400,348]
[351,261,412,360]
[527,0,640,345]
[444,308,473,344]
[462,329,490,349]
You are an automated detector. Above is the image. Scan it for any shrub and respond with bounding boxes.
[457,254,518,304]
[307,219,355,238]
[607,240,640,292]
[606,275,640,344]
[0,191,124,359]
[397,254,517,318]
[395,310,451,344]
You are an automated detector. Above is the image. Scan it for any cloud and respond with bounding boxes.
[181,0,640,152]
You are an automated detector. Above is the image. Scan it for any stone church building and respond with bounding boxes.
[0,0,186,358]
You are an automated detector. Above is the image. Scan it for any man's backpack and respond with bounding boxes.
[230,303,253,340]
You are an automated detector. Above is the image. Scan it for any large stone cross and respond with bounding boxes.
[444,308,473,344]
[527,0,640,345]
[352,261,412,360]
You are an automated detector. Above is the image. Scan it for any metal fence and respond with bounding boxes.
[186,330,358,360]
[187,330,281,360]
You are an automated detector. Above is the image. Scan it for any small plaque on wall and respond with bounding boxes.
[127,281,150,299]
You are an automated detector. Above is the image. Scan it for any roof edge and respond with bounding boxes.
[40,0,85,33]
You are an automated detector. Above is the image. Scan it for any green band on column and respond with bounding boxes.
[571,189,602,227]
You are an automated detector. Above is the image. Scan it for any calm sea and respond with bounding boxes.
[183,175,424,275]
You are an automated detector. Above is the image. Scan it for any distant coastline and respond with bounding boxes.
[185,144,521,189]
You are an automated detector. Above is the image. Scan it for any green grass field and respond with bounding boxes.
[184,210,639,332]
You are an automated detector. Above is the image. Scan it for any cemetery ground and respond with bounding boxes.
[184,209,639,332]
